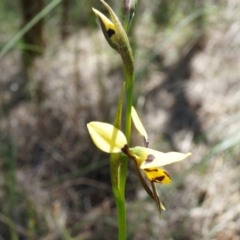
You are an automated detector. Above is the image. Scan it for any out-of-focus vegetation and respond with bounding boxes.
[0,0,240,239]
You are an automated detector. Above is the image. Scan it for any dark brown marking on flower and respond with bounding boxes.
[121,145,137,161]
[154,176,165,182]
[107,28,115,38]
[144,138,149,148]
[145,154,155,164]
[121,144,130,156]
[163,171,171,179]
[121,144,129,153]
[144,169,158,172]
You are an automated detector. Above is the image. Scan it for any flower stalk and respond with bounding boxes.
[90,0,191,238]
[92,1,135,239]
[87,111,191,215]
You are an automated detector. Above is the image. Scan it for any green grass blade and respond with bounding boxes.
[0,0,62,60]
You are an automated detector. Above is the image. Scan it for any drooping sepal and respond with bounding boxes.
[151,182,165,217]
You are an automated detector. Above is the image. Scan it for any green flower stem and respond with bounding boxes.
[110,153,127,240]
[111,83,127,240]
[113,61,134,240]
[116,199,126,240]
[116,194,126,240]
[113,60,134,240]
[114,182,127,240]
[92,1,135,238]
[124,65,134,143]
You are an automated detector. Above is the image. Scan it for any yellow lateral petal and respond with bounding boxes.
[87,122,127,153]
[143,168,171,184]
[131,106,148,144]
[129,146,191,169]
[141,149,191,169]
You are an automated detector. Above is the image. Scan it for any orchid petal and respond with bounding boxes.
[87,122,127,153]
[131,106,148,145]
[129,146,191,169]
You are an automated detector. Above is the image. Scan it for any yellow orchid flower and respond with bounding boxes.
[87,106,191,214]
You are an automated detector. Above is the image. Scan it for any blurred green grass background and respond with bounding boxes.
[0,0,240,239]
